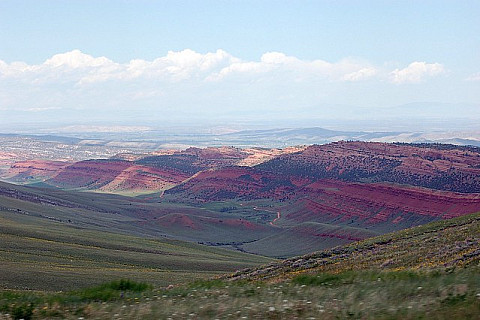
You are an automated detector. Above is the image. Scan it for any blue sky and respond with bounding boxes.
[0,0,479,130]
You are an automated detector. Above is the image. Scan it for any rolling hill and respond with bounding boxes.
[2,141,480,258]
[227,211,480,282]
[0,182,273,291]
[0,181,277,246]
[163,142,480,256]
[1,212,478,319]
[1,146,303,194]
[256,141,480,193]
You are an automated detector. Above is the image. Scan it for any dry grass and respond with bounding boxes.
[1,213,479,319]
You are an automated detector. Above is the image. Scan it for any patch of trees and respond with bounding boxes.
[136,155,203,175]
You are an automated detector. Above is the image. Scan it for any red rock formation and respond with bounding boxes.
[5,160,69,181]
[256,141,480,193]
[167,161,480,231]
[99,165,190,192]
[47,159,133,189]
[166,166,297,201]
[287,180,480,223]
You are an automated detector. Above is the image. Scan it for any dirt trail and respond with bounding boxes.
[270,211,281,226]
[253,206,281,227]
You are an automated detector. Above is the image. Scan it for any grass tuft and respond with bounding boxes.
[11,303,34,320]
[68,279,151,302]
[292,272,346,286]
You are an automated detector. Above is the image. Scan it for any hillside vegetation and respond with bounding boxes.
[0,205,272,292]
[256,141,480,193]
[1,212,478,319]
[227,211,480,282]
[0,181,278,255]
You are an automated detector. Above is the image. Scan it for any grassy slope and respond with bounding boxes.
[241,221,380,258]
[0,208,272,291]
[1,213,478,319]
[4,179,478,259]
[228,211,480,281]
[0,181,278,249]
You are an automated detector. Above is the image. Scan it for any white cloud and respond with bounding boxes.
[207,61,268,81]
[342,67,377,82]
[390,61,444,84]
[76,49,237,84]
[465,72,480,81]
[26,106,61,112]
[0,60,33,77]
[44,49,114,68]
[260,52,299,64]
[207,52,378,82]
[1,50,120,86]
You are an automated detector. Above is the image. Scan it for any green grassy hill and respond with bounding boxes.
[1,212,478,319]
[228,211,480,282]
[0,204,272,292]
[0,181,279,252]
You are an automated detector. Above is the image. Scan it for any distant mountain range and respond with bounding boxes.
[2,125,480,150]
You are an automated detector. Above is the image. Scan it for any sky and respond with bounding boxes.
[0,0,479,131]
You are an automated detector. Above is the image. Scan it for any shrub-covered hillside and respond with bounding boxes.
[1,212,478,319]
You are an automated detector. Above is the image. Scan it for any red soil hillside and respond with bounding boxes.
[2,141,479,258]
[46,159,133,189]
[166,142,480,235]
[99,165,190,192]
[166,166,480,227]
[3,160,69,182]
[146,146,304,167]
[45,159,191,191]
[165,166,300,201]
[182,146,249,165]
[237,146,307,167]
[256,141,480,193]
[135,146,250,175]
[284,180,480,225]
[3,146,308,193]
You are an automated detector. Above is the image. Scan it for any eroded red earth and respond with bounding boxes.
[166,142,480,232]
[256,141,480,193]
[4,160,69,181]
[4,141,480,246]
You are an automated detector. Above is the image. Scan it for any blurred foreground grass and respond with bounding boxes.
[0,268,478,319]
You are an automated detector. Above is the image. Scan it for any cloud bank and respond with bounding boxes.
[0,49,451,124]
[0,49,444,87]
